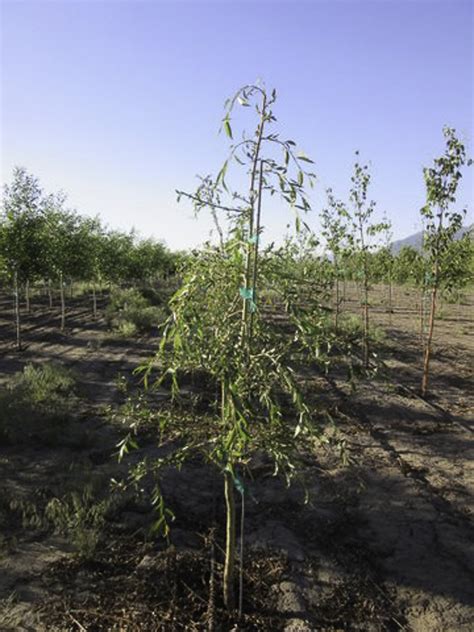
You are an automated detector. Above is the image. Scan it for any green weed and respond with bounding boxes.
[0,363,77,445]
[45,485,110,559]
[105,288,166,335]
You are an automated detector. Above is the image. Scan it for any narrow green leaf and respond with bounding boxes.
[224,118,233,139]
[297,154,314,164]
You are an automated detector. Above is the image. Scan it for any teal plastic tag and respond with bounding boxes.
[239,287,254,300]
[248,234,258,245]
[249,300,257,313]
[234,475,245,495]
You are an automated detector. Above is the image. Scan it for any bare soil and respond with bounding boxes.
[0,285,472,631]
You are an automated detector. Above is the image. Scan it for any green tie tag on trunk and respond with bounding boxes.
[239,287,257,313]
[233,475,245,495]
[239,287,254,300]
[248,234,259,245]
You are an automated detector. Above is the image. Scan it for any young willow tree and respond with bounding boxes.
[346,154,386,368]
[126,85,328,614]
[321,188,349,333]
[420,127,471,396]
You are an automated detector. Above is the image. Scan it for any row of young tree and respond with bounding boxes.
[319,125,472,394]
[0,167,180,348]
[115,84,471,616]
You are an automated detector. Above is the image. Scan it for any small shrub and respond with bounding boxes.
[106,288,166,335]
[45,485,110,559]
[116,320,138,337]
[0,363,77,445]
[12,362,75,404]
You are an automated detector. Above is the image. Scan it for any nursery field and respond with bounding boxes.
[0,284,472,632]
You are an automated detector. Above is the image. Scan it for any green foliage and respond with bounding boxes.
[392,246,426,286]
[44,486,110,559]
[0,363,77,445]
[419,126,471,395]
[321,188,349,263]
[337,313,386,345]
[121,84,333,610]
[1,483,111,559]
[344,153,388,366]
[0,166,46,284]
[439,232,473,294]
[1,167,179,330]
[421,127,471,287]
[150,84,326,477]
[106,287,167,335]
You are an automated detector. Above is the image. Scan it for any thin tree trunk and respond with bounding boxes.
[419,287,425,348]
[25,279,30,313]
[248,160,264,340]
[241,96,266,339]
[421,283,437,396]
[60,272,66,331]
[92,284,97,319]
[48,278,53,309]
[334,274,340,333]
[14,271,21,351]
[388,276,393,326]
[222,94,267,613]
[223,469,236,611]
[363,280,369,368]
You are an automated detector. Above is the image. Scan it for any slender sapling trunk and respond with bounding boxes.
[25,279,30,313]
[419,287,425,347]
[388,275,393,326]
[14,271,21,351]
[362,278,370,368]
[92,283,97,319]
[421,282,437,396]
[48,278,53,309]
[223,469,236,611]
[60,271,66,331]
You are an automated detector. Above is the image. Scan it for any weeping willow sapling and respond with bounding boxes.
[126,84,329,613]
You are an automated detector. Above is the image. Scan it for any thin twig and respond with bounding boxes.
[68,612,87,631]
[176,191,244,214]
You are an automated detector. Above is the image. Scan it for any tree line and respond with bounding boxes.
[0,167,180,348]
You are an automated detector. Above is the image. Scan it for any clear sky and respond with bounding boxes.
[1,0,473,250]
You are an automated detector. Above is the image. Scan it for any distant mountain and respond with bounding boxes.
[391,224,473,253]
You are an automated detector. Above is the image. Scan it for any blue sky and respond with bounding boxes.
[1,0,473,250]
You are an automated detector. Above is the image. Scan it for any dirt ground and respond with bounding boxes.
[0,285,472,631]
